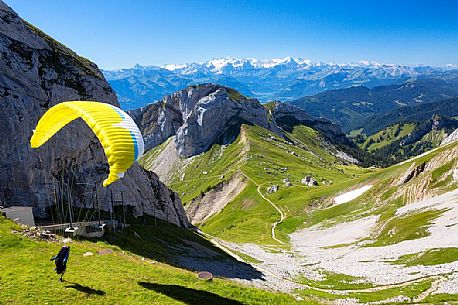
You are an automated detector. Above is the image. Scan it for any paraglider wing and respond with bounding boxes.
[30,101,144,186]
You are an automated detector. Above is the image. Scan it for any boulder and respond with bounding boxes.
[301,176,318,186]
[267,185,279,193]
[283,178,292,187]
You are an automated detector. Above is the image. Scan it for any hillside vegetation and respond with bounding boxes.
[142,123,375,244]
[358,97,458,136]
[5,133,458,303]
[139,117,458,303]
[350,114,458,166]
[291,80,458,131]
[0,216,318,305]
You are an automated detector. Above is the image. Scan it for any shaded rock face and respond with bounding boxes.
[395,162,426,186]
[131,85,357,160]
[0,2,190,227]
[271,102,353,146]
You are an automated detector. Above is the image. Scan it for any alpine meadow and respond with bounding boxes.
[1,1,458,304]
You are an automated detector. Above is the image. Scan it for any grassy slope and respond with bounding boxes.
[1,216,443,305]
[365,209,447,247]
[0,217,319,305]
[201,181,279,244]
[168,139,243,204]
[298,279,433,304]
[301,140,458,231]
[351,120,456,167]
[392,248,458,266]
[5,133,457,305]
[141,123,458,248]
[155,124,375,244]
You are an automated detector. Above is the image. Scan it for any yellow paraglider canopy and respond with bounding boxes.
[30,101,144,186]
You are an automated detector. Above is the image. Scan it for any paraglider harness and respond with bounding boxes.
[51,246,70,282]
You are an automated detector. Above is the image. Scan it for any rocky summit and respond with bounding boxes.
[0,2,189,227]
[129,84,280,157]
[130,84,357,159]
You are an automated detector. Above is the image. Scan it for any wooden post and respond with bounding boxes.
[96,187,101,226]
[110,189,115,231]
[121,191,126,228]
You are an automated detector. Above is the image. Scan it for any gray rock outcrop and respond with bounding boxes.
[131,85,359,160]
[267,185,279,193]
[441,128,458,146]
[130,84,281,157]
[271,101,354,146]
[301,176,318,186]
[0,2,190,227]
[283,178,292,187]
[395,162,426,186]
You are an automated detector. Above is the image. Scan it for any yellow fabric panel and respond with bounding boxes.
[30,101,142,187]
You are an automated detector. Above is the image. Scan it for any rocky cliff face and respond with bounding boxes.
[131,84,357,159]
[130,84,281,157]
[0,2,190,227]
[441,128,458,146]
[270,101,355,147]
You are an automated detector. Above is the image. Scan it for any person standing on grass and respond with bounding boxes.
[51,245,70,282]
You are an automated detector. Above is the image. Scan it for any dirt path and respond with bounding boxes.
[256,184,286,245]
[241,172,286,244]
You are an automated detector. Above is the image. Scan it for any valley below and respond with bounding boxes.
[136,84,458,303]
[211,188,458,301]
[2,2,458,303]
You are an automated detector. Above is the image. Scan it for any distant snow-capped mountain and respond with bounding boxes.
[103,57,455,110]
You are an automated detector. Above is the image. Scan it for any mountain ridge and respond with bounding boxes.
[104,57,458,109]
[129,84,360,161]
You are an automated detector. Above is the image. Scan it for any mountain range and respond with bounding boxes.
[291,76,458,131]
[104,57,457,110]
[3,1,458,303]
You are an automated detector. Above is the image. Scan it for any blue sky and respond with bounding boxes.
[5,0,458,69]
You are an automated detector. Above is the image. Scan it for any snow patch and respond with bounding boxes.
[334,185,373,205]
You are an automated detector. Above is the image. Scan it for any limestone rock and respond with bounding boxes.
[395,162,426,186]
[267,185,279,193]
[130,84,282,157]
[0,2,190,228]
[301,176,318,186]
[132,86,359,163]
[441,128,458,146]
[283,178,292,187]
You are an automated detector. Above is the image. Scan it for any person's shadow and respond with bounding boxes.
[138,282,245,305]
[65,282,106,296]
